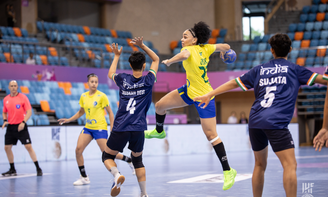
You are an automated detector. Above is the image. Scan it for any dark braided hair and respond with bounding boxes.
[269,33,291,57]
[190,21,211,45]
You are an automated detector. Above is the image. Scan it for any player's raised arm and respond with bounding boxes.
[108,43,123,82]
[130,37,159,74]
[161,49,190,67]
[214,43,230,53]
[194,79,239,108]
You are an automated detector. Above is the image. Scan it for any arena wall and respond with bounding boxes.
[0,124,300,164]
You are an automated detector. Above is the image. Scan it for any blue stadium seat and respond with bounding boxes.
[286,32,294,40]
[314,22,323,31]
[303,31,312,40]
[310,5,318,13]
[314,57,324,65]
[312,31,321,39]
[292,41,301,49]
[305,22,314,31]
[302,6,310,14]
[324,56,328,65]
[253,36,261,44]
[318,4,327,13]
[318,39,327,46]
[320,30,328,39]
[312,0,321,4]
[308,13,316,22]
[300,14,308,23]
[0,53,6,62]
[263,51,273,61]
[249,44,258,51]
[308,49,317,57]
[252,60,260,68]
[255,52,264,60]
[247,53,256,61]
[305,57,314,67]
[237,53,246,61]
[261,35,270,43]
[258,43,267,51]
[243,60,251,69]
[297,23,305,32]
[290,50,299,59]
[241,44,250,52]
[323,21,328,30]
[299,49,308,57]
[219,29,227,37]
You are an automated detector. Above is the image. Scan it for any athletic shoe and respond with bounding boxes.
[222,168,237,190]
[144,129,166,139]
[110,174,125,196]
[141,195,148,197]
[37,168,43,176]
[128,162,136,175]
[73,175,90,186]
[2,169,17,177]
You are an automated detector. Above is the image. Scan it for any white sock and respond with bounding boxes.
[139,181,147,196]
[110,167,120,179]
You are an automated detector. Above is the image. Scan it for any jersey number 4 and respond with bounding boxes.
[260,86,276,108]
[126,98,136,114]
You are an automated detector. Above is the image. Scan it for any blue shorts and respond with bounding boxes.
[106,131,145,153]
[178,85,216,119]
[81,128,108,140]
[249,128,295,152]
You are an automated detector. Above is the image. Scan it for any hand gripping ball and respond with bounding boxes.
[221,49,237,64]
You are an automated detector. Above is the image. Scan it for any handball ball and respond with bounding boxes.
[222,49,237,64]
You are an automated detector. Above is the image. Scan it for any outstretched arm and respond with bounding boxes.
[313,84,328,151]
[130,37,159,74]
[108,43,123,83]
[214,43,230,53]
[162,49,190,67]
[58,108,85,125]
[314,74,328,85]
[193,79,239,108]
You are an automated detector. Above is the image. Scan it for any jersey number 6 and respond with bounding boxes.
[260,86,277,108]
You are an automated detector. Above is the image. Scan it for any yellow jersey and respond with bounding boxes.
[79,90,109,130]
[181,44,216,99]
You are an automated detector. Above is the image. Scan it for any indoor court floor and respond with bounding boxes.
[0,147,327,197]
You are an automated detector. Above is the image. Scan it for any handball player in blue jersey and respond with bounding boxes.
[194,33,327,197]
[102,37,158,197]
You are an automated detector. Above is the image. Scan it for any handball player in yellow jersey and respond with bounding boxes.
[58,74,134,186]
[144,21,236,190]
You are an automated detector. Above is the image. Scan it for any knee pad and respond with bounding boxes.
[102,151,116,163]
[131,153,144,169]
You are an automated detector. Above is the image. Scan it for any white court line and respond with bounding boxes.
[168,173,252,184]
[268,154,328,160]
[296,155,328,159]
[0,173,51,180]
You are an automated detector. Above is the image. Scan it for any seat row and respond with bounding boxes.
[289,22,328,32]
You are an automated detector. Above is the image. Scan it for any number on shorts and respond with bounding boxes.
[126,98,136,114]
[260,86,277,108]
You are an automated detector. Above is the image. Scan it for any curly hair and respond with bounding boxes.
[269,33,291,57]
[128,51,146,71]
[190,21,211,45]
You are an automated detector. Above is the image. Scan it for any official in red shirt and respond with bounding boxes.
[1,80,42,176]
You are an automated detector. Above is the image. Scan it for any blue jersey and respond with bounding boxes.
[235,59,318,129]
[112,72,156,132]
